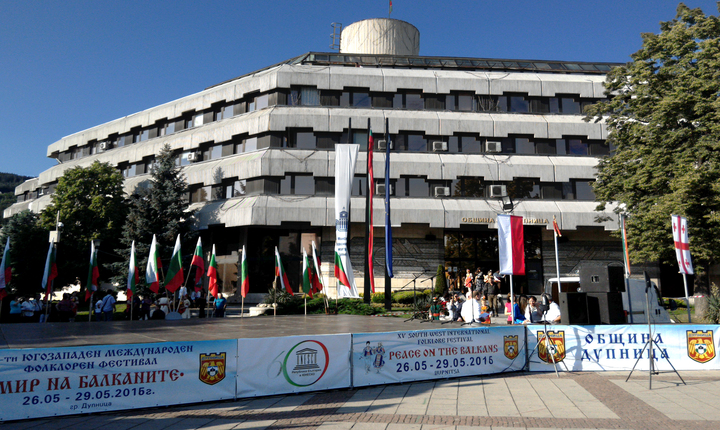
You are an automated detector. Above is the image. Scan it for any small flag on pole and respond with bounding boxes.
[553,215,562,237]
[0,238,11,300]
[302,248,312,297]
[208,245,219,298]
[127,241,139,298]
[621,215,631,276]
[389,0,393,15]
[85,241,99,300]
[190,237,205,291]
[311,241,324,294]
[672,215,694,275]
[164,235,184,293]
[240,245,249,298]
[498,214,525,275]
[275,246,293,295]
[146,235,161,293]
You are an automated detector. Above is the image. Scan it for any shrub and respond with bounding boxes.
[371,292,386,303]
[705,284,720,324]
[393,289,432,305]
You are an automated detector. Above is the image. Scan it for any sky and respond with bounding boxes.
[1,0,718,177]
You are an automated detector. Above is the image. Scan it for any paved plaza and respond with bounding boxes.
[3,370,720,430]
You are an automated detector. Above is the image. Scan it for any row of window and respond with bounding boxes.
[57,85,605,162]
[187,175,596,203]
[113,132,610,180]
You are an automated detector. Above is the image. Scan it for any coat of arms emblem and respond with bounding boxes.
[199,352,226,385]
[687,330,715,363]
[504,335,519,360]
[537,330,565,363]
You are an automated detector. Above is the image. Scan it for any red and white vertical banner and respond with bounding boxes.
[671,215,693,275]
[497,215,525,276]
[498,214,524,323]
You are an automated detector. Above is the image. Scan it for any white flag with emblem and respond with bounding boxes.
[671,215,693,275]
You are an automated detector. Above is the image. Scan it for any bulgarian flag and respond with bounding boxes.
[127,240,139,298]
[275,246,293,295]
[146,234,161,293]
[497,214,525,275]
[0,238,11,300]
[240,245,249,298]
[302,248,312,297]
[42,242,58,298]
[191,237,204,291]
[207,245,219,298]
[311,241,324,294]
[85,241,99,301]
[164,234,184,293]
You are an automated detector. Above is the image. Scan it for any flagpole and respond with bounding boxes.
[682,273,691,323]
[241,295,245,318]
[44,280,52,322]
[364,118,372,303]
[553,222,561,297]
[88,292,94,322]
[510,275,515,323]
[621,214,634,323]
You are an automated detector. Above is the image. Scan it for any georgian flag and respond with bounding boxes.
[498,214,525,276]
[672,215,693,275]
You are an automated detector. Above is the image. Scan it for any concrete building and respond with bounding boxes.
[8,18,658,300]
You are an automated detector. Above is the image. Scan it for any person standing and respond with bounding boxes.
[213,293,227,318]
[9,297,22,323]
[21,298,35,323]
[179,295,191,319]
[525,295,542,323]
[196,291,207,318]
[485,270,499,317]
[100,290,116,321]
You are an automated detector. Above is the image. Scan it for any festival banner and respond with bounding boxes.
[527,324,720,372]
[352,326,526,387]
[236,334,351,397]
[0,340,237,421]
[334,144,360,298]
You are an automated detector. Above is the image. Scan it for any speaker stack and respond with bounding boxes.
[559,292,589,325]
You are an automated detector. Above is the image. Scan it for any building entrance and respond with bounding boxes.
[444,226,544,297]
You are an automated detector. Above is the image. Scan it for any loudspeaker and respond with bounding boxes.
[559,292,589,325]
[607,266,625,292]
[587,292,625,324]
[579,262,610,292]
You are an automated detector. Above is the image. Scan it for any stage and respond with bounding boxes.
[0,315,440,349]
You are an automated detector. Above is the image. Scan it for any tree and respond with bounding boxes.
[585,4,720,294]
[0,211,50,297]
[434,265,447,296]
[39,162,127,292]
[110,144,195,290]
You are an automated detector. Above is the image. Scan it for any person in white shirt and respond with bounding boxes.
[460,291,482,323]
[542,295,562,324]
[524,296,543,323]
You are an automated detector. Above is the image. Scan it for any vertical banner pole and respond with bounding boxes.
[88,293,94,323]
[553,226,561,296]
[682,273,691,323]
[241,296,245,319]
[364,118,372,303]
[622,214,634,323]
[384,117,393,311]
[510,275,514,323]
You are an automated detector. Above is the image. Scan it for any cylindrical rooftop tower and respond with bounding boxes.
[340,18,419,56]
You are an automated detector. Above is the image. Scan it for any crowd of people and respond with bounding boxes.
[432,267,562,324]
[3,288,230,323]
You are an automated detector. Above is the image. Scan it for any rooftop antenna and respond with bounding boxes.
[330,22,342,51]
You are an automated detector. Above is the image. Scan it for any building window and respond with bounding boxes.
[515,137,535,155]
[509,178,540,199]
[574,180,595,200]
[190,185,211,203]
[352,175,366,196]
[289,130,316,149]
[395,176,428,197]
[290,87,320,106]
[280,175,315,195]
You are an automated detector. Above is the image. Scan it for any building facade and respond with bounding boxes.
[8,19,649,300]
